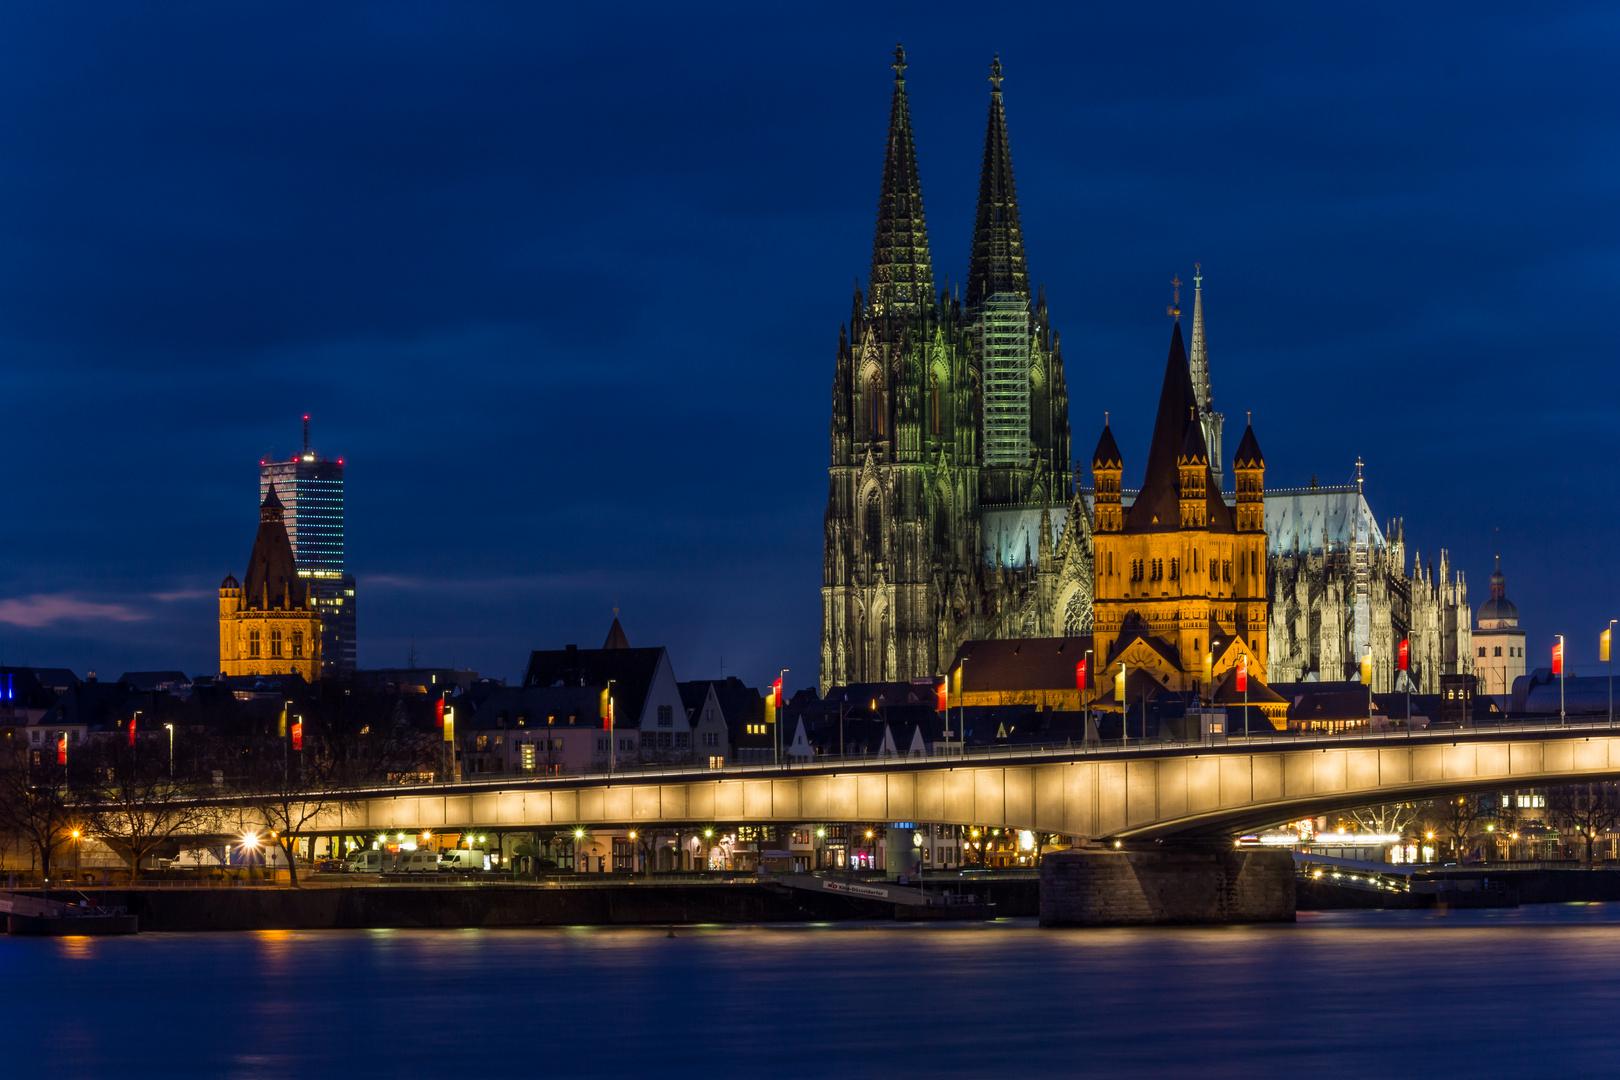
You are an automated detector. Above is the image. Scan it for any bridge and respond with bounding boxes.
[287,720,1620,842]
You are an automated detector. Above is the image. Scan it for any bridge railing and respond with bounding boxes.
[311,711,1619,797]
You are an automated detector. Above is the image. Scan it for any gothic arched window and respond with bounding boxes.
[868,376,885,437]
[930,375,941,436]
[865,497,883,565]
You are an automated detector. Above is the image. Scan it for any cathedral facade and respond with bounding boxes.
[819,50,1090,694]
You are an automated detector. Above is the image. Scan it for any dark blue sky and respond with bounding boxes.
[2,2,1616,689]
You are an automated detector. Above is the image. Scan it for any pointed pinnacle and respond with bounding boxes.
[989,55,1003,93]
[892,43,907,80]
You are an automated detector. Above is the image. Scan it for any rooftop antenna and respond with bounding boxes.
[1167,275,1182,321]
[302,414,310,454]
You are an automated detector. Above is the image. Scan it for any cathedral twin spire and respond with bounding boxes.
[965,55,1028,307]
[869,45,935,314]
[869,46,1031,314]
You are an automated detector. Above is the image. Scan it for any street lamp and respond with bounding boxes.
[776,668,789,767]
[605,679,616,779]
[163,723,175,779]
[1604,621,1615,730]
[1556,635,1566,723]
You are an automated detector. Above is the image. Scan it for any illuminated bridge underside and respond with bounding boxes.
[308,733,1620,841]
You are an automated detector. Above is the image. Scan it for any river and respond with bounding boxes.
[7,906,1620,1077]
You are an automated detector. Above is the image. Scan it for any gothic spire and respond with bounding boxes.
[964,55,1028,308]
[1189,264,1211,412]
[869,44,935,315]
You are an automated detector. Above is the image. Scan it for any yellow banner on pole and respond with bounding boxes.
[443,706,455,743]
[1360,651,1373,686]
[1603,628,1612,664]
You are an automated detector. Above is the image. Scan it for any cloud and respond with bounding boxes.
[0,594,149,628]
[150,589,215,602]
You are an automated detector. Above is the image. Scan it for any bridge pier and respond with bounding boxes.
[1039,846,1294,927]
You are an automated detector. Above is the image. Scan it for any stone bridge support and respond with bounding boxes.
[1039,847,1295,927]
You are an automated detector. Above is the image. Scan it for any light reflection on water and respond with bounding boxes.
[8,906,1620,1078]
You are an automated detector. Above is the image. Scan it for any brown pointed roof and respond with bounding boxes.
[1124,322,1235,534]
[1091,423,1121,469]
[603,617,630,650]
[1233,422,1264,469]
[241,484,308,612]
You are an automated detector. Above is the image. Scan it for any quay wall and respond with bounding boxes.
[21,880,1039,932]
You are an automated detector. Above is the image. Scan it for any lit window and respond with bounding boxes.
[248,629,261,658]
[270,629,283,657]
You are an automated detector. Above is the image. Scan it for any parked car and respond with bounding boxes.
[438,850,488,873]
[397,850,440,873]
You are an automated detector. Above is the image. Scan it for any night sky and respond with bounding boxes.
[2,3,1616,690]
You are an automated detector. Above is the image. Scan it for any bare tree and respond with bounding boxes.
[237,736,351,887]
[1346,802,1423,836]
[1424,795,1483,862]
[82,774,215,880]
[0,741,74,882]
[1548,783,1620,868]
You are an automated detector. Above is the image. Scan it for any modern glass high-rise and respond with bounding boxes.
[259,417,356,676]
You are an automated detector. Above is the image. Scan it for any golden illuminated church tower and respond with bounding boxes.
[219,484,322,680]
[1090,318,1269,702]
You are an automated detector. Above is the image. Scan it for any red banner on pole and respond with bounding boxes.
[291,721,303,752]
[128,717,136,746]
[1553,641,1564,676]
[772,677,783,709]
[1076,659,1088,691]
[935,679,948,712]
[1398,638,1410,672]
[57,733,67,765]
[435,698,445,727]
[1235,656,1248,693]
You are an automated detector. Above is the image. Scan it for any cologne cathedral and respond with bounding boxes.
[819,49,1090,693]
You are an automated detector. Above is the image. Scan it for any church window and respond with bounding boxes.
[291,631,304,658]
[1478,647,1486,657]
[868,376,885,437]
[1494,646,1502,657]
[1210,559,1218,582]
[930,376,941,436]
[1169,558,1178,581]
[1250,551,1259,577]
[865,498,882,564]
[270,629,283,657]
[1223,561,1231,583]
[248,629,260,658]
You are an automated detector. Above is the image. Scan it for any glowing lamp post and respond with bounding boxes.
[1554,637,1565,722]
[1604,623,1614,730]
[163,723,174,778]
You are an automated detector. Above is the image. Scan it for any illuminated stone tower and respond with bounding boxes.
[219,484,323,681]
[822,45,982,692]
[1090,321,1267,695]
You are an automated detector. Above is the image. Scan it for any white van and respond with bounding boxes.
[344,850,388,873]
[397,850,441,873]
[438,850,488,873]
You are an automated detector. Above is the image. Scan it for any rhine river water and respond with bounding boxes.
[7,906,1620,1078]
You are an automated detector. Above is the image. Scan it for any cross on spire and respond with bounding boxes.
[1167,274,1182,320]
[989,55,1003,92]
[892,43,907,80]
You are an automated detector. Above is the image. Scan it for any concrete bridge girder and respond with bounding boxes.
[304,733,1620,842]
